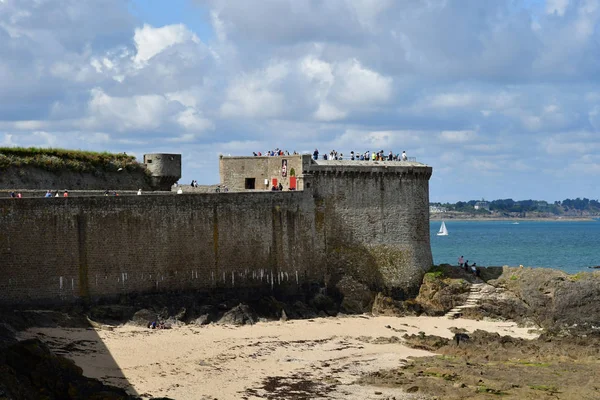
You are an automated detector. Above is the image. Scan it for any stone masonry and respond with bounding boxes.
[0,156,433,304]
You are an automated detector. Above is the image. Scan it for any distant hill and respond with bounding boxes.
[430,198,600,218]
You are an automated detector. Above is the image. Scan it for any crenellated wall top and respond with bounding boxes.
[307,160,432,179]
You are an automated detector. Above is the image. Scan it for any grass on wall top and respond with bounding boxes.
[0,147,147,173]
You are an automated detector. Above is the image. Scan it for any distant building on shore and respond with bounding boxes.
[429,205,447,213]
[474,201,490,211]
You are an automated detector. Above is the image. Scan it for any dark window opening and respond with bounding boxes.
[147,159,153,163]
[245,178,256,190]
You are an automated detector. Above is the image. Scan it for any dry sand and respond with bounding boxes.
[20,315,537,400]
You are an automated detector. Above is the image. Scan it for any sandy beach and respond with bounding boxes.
[20,315,537,399]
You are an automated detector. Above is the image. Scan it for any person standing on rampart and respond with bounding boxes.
[402,151,408,161]
[313,149,319,160]
[458,255,464,267]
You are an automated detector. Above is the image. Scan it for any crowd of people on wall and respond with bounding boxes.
[313,149,409,161]
[249,149,411,162]
[252,149,299,157]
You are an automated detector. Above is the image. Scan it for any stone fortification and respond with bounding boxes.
[0,166,153,191]
[143,153,182,190]
[0,193,318,304]
[219,154,310,191]
[306,160,433,298]
[0,151,181,191]
[0,156,433,305]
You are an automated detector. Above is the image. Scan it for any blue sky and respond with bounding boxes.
[1,0,599,202]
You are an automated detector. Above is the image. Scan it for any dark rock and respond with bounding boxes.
[468,267,600,334]
[0,323,18,350]
[89,305,135,322]
[173,307,187,321]
[454,333,470,345]
[309,293,338,316]
[335,276,375,314]
[289,301,318,319]
[191,314,211,325]
[218,304,258,325]
[130,309,159,326]
[372,293,421,316]
[0,339,135,399]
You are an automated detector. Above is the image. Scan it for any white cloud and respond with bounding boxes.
[85,88,170,131]
[333,59,392,106]
[429,93,477,109]
[439,130,477,143]
[220,62,289,118]
[314,103,347,121]
[4,0,600,200]
[174,108,214,131]
[133,24,201,65]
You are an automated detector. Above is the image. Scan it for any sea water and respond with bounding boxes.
[430,220,600,274]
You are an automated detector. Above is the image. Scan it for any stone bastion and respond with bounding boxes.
[0,155,433,305]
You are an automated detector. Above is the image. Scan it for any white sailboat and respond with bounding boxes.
[437,221,449,236]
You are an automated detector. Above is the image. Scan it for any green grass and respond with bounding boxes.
[529,384,559,392]
[515,361,550,367]
[424,271,444,281]
[568,272,586,281]
[476,385,509,395]
[0,147,147,173]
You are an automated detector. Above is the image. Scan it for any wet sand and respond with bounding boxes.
[20,315,536,399]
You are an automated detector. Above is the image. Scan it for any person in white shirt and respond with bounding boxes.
[401,151,408,161]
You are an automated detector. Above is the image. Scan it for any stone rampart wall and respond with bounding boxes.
[0,193,321,304]
[307,164,433,298]
[0,164,433,305]
[0,166,152,191]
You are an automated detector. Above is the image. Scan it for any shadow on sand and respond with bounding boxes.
[0,307,152,400]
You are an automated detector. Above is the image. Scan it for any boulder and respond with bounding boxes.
[415,269,470,315]
[335,276,374,314]
[190,314,211,326]
[217,304,258,326]
[130,309,159,327]
[309,293,338,316]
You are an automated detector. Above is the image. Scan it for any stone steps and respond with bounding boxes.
[445,282,486,319]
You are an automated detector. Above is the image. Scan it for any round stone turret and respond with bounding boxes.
[143,153,182,191]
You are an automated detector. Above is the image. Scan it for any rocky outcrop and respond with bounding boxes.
[218,304,258,325]
[0,339,136,399]
[415,268,471,316]
[363,329,600,399]
[417,265,600,335]
[465,267,600,333]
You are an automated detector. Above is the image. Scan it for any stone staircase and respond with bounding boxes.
[445,282,486,319]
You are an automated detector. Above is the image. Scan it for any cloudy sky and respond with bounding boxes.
[1,0,599,202]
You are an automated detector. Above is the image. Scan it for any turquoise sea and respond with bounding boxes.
[430,220,600,274]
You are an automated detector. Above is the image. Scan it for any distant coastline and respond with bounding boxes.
[430,215,597,222]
